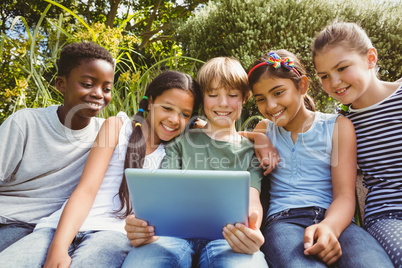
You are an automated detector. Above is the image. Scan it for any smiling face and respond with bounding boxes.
[56,59,114,128]
[202,80,244,131]
[253,76,308,130]
[314,46,376,107]
[146,88,194,144]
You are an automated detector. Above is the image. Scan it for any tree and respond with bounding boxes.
[0,0,75,33]
[0,0,208,123]
[175,0,402,113]
[1,0,207,49]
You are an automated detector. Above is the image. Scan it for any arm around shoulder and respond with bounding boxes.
[239,119,270,140]
[244,119,279,175]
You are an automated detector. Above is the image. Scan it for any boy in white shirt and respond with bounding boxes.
[0,42,114,252]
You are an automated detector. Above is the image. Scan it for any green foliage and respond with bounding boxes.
[0,6,64,122]
[126,0,209,49]
[176,0,402,112]
[0,0,77,33]
[1,1,208,54]
[0,2,204,123]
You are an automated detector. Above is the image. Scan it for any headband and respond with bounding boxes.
[248,52,301,79]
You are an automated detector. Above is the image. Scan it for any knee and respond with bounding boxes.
[123,237,193,268]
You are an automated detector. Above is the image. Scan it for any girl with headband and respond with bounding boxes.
[0,70,202,267]
[312,21,402,267]
[245,49,392,267]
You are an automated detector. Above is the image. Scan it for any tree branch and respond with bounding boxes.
[106,0,122,27]
[137,23,170,37]
[138,0,163,49]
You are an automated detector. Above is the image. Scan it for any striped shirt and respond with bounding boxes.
[345,83,402,220]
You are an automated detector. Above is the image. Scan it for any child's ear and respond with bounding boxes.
[367,47,378,69]
[298,76,309,95]
[55,76,66,94]
[242,92,251,105]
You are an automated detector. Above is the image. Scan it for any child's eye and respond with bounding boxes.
[255,98,265,103]
[180,112,191,118]
[338,66,348,72]
[229,94,238,98]
[104,88,112,93]
[320,74,329,80]
[208,94,217,98]
[273,90,284,97]
[82,83,93,88]
[162,106,173,111]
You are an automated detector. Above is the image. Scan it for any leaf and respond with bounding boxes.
[43,0,97,41]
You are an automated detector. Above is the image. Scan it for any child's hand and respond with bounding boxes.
[43,246,72,268]
[303,223,342,266]
[125,214,159,247]
[254,134,280,175]
[192,118,207,129]
[222,211,264,254]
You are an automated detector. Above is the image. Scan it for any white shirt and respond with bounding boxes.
[35,112,166,234]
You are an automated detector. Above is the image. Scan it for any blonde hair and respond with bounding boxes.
[197,57,251,101]
[312,21,373,60]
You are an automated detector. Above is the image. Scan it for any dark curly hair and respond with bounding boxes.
[57,42,114,78]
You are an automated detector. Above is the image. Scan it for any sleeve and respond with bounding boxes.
[0,115,26,183]
[248,153,263,193]
[161,140,183,170]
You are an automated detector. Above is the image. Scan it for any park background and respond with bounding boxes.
[1,0,401,127]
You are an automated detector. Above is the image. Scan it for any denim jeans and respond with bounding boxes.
[122,236,268,268]
[0,222,34,252]
[261,206,393,268]
[0,227,131,267]
[364,210,402,268]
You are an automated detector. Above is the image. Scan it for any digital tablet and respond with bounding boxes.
[125,168,250,240]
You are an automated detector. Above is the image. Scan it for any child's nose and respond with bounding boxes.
[331,74,342,88]
[168,112,180,125]
[91,86,103,98]
[218,95,229,106]
[266,97,277,111]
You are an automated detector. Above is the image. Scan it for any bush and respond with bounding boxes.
[175,0,402,112]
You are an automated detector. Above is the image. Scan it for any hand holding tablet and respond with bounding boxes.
[125,169,250,240]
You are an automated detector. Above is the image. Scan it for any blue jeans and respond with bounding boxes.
[364,210,402,268]
[122,236,268,268]
[261,207,393,268]
[0,222,34,252]
[0,227,131,267]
